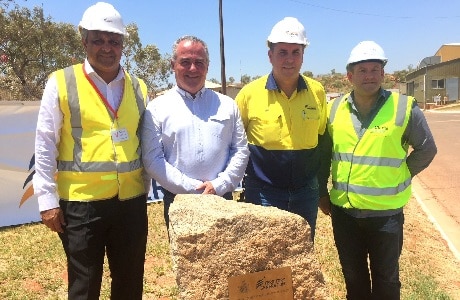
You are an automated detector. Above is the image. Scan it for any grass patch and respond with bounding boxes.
[315,197,460,300]
[0,198,459,299]
[404,273,451,300]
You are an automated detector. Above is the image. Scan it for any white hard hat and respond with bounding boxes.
[79,2,127,36]
[267,17,309,47]
[347,41,388,66]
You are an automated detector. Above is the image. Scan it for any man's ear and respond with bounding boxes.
[268,49,273,63]
[81,38,88,51]
[346,71,353,82]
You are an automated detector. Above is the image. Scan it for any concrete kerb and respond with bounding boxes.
[412,177,460,262]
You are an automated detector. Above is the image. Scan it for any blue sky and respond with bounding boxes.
[16,0,460,82]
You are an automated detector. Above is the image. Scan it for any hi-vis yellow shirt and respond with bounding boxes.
[54,64,148,201]
[236,73,327,188]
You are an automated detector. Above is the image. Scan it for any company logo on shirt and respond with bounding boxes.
[369,125,389,135]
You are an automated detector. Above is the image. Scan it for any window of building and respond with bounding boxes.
[431,79,445,89]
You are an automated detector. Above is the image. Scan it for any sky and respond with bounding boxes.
[14,0,460,82]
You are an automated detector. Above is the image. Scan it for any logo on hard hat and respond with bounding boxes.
[285,30,300,38]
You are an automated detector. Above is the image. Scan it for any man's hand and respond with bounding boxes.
[319,195,331,216]
[40,208,66,233]
[196,181,216,195]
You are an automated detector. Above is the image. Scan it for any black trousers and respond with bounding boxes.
[58,195,148,300]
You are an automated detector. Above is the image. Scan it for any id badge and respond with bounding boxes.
[111,128,129,143]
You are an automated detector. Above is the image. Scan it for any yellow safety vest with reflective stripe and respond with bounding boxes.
[54,64,147,201]
[328,92,413,210]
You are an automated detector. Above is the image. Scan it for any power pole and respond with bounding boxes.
[219,0,227,95]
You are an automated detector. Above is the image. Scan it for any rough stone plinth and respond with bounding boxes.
[168,194,327,300]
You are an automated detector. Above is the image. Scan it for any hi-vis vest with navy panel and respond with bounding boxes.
[54,64,147,201]
[327,92,413,210]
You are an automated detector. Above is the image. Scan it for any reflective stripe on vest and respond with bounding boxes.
[333,177,411,196]
[55,64,147,200]
[327,92,413,210]
[331,152,405,167]
[57,67,144,174]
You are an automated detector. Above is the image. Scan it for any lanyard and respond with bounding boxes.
[82,64,121,119]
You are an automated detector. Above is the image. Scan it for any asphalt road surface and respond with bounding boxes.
[413,108,460,261]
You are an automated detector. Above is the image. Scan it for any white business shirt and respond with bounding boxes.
[141,85,249,196]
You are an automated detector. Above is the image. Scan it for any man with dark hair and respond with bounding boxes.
[319,40,437,299]
[235,17,327,241]
[33,3,149,299]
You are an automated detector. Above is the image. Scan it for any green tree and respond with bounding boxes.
[0,4,85,100]
[240,74,251,85]
[228,76,235,84]
[392,65,414,83]
[0,2,171,100]
[124,24,171,93]
[302,70,314,78]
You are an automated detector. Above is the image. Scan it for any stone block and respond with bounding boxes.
[168,194,327,299]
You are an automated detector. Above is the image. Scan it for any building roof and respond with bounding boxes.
[434,43,460,62]
[205,80,221,89]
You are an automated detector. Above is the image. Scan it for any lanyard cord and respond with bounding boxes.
[82,64,121,119]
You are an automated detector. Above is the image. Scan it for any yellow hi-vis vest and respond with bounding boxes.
[54,64,147,201]
[327,92,413,210]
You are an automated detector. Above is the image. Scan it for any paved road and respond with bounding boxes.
[413,109,460,261]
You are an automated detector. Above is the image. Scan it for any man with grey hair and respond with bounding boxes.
[141,35,249,228]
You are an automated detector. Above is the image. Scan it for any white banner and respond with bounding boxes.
[0,101,162,228]
[0,101,41,227]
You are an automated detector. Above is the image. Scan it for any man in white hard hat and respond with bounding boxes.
[33,2,149,299]
[235,17,327,241]
[318,41,437,299]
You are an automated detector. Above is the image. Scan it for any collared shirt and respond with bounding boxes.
[235,72,327,189]
[33,60,128,211]
[141,85,249,196]
[265,71,308,93]
[318,89,437,217]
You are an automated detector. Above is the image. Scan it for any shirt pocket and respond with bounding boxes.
[303,105,320,120]
[208,114,231,141]
[299,107,320,148]
[301,118,320,148]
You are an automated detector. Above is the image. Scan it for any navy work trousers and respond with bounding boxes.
[331,204,404,300]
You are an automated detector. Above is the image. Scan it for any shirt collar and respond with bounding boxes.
[348,88,389,106]
[83,59,125,83]
[265,72,309,92]
[175,85,206,100]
